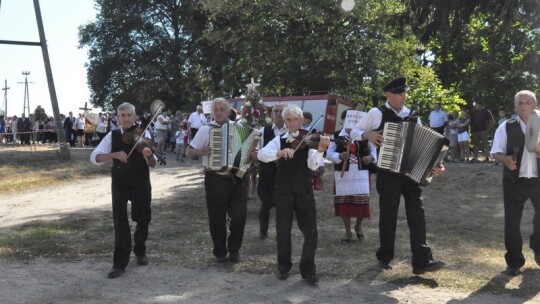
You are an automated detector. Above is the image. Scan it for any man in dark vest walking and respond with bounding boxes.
[256,103,287,239]
[491,90,540,276]
[350,77,446,274]
[258,105,330,283]
[90,102,157,279]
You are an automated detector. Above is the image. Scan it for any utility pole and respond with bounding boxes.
[0,0,71,159]
[2,79,9,115]
[19,71,33,117]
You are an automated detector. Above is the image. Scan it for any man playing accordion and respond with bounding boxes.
[186,98,249,263]
[350,77,445,275]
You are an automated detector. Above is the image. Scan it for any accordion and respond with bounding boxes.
[208,122,260,177]
[377,121,448,185]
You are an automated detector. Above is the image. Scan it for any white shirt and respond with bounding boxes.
[96,120,108,133]
[188,112,207,130]
[154,114,169,130]
[258,123,288,149]
[490,118,537,178]
[257,132,325,171]
[429,110,448,128]
[75,117,85,130]
[188,122,219,168]
[90,127,155,165]
[350,102,420,141]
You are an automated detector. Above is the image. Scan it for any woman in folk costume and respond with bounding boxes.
[327,110,377,244]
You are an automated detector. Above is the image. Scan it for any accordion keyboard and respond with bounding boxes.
[378,122,405,171]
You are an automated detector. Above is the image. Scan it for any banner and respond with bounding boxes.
[342,110,367,130]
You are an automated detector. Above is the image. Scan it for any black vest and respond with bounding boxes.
[504,118,540,182]
[376,105,406,131]
[332,130,374,172]
[259,125,278,178]
[274,137,313,193]
[111,129,150,185]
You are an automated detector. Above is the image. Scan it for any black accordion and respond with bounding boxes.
[208,122,260,177]
[377,121,448,185]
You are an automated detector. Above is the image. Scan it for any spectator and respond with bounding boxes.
[428,103,448,135]
[470,101,495,162]
[63,112,76,147]
[187,105,206,141]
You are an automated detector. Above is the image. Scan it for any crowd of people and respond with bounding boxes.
[86,78,540,283]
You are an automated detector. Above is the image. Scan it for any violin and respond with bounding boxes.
[122,120,167,165]
[289,129,348,151]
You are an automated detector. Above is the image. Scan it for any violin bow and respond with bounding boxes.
[127,102,164,159]
[292,114,325,154]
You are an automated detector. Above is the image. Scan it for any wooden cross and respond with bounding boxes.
[246,78,260,91]
[79,102,92,112]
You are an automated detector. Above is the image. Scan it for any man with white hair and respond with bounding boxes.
[187,105,206,141]
[491,90,540,276]
[186,98,249,264]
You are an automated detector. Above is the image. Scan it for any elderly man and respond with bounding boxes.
[186,98,249,263]
[491,90,540,276]
[258,105,330,283]
[187,105,206,141]
[90,102,157,279]
[350,76,445,275]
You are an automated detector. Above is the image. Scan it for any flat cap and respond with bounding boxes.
[383,77,407,94]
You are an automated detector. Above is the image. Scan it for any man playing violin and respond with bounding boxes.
[90,102,157,279]
[186,97,249,264]
[258,105,330,283]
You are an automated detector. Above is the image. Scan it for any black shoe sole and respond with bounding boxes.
[301,274,319,283]
[108,269,125,279]
[413,261,445,275]
[277,272,289,280]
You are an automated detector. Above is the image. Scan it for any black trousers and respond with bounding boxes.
[274,189,318,275]
[257,172,275,235]
[375,171,433,268]
[190,128,199,141]
[204,172,248,258]
[111,179,152,270]
[503,177,540,268]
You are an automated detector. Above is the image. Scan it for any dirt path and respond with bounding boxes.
[0,159,533,304]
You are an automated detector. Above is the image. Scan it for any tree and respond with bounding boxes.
[398,0,540,111]
[79,0,207,111]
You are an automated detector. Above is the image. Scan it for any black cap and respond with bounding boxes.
[383,77,407,94]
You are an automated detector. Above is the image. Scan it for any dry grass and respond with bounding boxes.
[0,145,109,192]
[1,148,540,299]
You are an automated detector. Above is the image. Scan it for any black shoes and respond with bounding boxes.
[505,266,521,276]
[229,252,240,263]
[136,254,149,266]
[215,255,228,263]
[535,254,540,267]
[378,260,393,270]
[215,253,241,263]
[107,268,125,279]
[301,273,319,283]
[413,260,445,275]
[277,271,289,281]
[259,231,268,240]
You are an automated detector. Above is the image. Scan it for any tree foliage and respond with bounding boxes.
[399,0,540,111]
[79,0,539,117]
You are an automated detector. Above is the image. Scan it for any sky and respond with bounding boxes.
[0,0,97,117]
